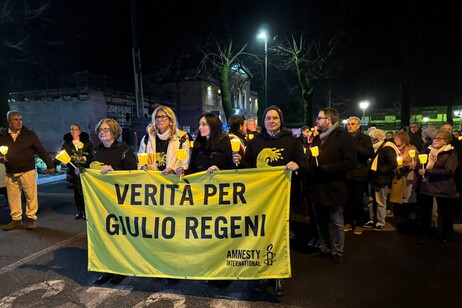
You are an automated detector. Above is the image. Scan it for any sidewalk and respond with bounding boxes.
[37,173,66,185]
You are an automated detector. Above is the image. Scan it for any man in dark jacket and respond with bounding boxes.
[0,110,55,230]
[409,122,423,152]
[309,107,356,267]
[344,116,374,235]
[241,105,309,296]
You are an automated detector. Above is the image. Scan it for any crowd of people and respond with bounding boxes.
[0,107,461,297]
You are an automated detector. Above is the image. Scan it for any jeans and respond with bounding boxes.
[313,204,344,256]
[370,184,388,226]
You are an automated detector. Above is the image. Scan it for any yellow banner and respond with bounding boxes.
[81,166,292,280]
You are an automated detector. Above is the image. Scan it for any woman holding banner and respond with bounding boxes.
[89,118,137,286]
[138,105,190,175]
[187,113,237,174]
[236,105,309,297]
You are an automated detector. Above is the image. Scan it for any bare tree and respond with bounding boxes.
[0,0,50,126]
[198,39,252,122]
[272,32,340,126]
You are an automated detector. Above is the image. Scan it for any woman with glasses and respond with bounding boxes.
[138,105,190,176]
[89,118,137,286]
[416,130,459,245]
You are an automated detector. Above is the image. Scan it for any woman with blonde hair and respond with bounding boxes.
[138,105,190,176]
[388,131,418,216]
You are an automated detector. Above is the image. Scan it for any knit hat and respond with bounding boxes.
[421,126,437,141]
[263,105,284,125]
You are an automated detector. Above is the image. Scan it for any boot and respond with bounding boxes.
[109,274,126,285]
[273,279,286,297]
[94,273,113,285]
[2,220,22,231]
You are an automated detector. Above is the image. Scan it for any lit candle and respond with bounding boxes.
[397,156,403,166]
[137,153,148,166]
[310,146,319,166]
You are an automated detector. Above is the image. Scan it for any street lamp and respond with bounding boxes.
[257,29,268,111]
[454,110,462,130]
[359,100,370,120]
[423,117,429,126]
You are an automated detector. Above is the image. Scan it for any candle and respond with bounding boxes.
[418,154,428,164]
[310,146,319,157]
[137,153,148,166]
[230,138,241,152]
[397,156,403,166]
[248,133,254,140]
[55,150,77,168]
[408,150,416,158]
[175,149,187,161]
[310,146,319,166]
[0,146,8,155]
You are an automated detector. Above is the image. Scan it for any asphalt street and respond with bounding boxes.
[0,178,461,307]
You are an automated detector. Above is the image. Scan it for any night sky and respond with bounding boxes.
[9,0,462,115]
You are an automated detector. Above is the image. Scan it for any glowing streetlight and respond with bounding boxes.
[359,100,370,119]
[454,110,462,130]
[423,117,430,126]
[257,29,268,111]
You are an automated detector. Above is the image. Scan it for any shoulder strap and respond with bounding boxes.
[144,133,149,146]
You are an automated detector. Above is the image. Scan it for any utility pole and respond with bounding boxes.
[131,0,144,118]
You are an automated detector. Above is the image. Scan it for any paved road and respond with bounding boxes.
[0,179,461,307]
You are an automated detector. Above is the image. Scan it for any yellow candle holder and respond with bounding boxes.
[418,154,428,164]
[175,149,187,161]
[408,150,416,158]
[230,138,241,152]
[137,153,149,166]
[397,156,403,166]
[248,133,254,140]
[310,146,319,166]
[55,150,77,168]
[0,146,8,155]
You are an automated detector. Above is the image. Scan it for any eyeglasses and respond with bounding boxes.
[98,128,110,133]
[155,115,169,121]
[433,137,445,141]
[316,116,328,121]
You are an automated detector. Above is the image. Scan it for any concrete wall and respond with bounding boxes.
[9,90,107,153]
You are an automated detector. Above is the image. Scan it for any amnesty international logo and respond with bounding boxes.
[263,244,276,266]
[256,148,284,168]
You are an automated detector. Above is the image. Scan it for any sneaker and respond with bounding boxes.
[26,218,37,230]
[386,210,394,217]
[344,224,353,232]
[2,220,22,231]
[353,226,363,235]
[330,255,342,267]
[363,220,375,228]
[373,224,384,231]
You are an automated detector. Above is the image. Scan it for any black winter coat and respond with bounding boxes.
[188,136,235,173]
[416,146,459,199]
[54,132,94,175]
[90,140,137,171]
[346,131,374,181]
[368,143,398,186]
[309,127,356,207]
